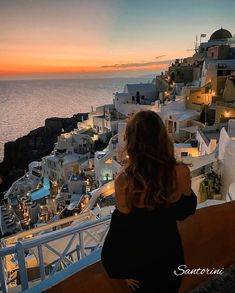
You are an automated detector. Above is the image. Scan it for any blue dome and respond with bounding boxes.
[209,28,232,41]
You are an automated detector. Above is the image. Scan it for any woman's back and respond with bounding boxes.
[102,188,197,274]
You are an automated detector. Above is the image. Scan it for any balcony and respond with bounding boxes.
[1,200,234,292]
[43,201,235,293]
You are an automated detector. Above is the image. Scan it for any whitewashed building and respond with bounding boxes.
[114,83,160,116]
[42,133,93,183]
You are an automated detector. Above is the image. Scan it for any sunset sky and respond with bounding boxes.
[1,0,235,79]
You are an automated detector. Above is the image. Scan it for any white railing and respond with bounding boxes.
[0,216,111,293]
[2,211,92,246]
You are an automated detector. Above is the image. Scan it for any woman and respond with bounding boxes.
[101,110,197,292]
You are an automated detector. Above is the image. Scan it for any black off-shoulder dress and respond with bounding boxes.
[101,191,197,293]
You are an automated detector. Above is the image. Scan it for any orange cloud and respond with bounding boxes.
[101,59,172,69]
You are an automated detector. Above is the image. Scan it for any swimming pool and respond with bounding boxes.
[30,177,50,201]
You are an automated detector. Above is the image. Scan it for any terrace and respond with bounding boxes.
[0,200,234,293]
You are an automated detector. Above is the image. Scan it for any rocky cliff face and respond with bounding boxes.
[0,113,88,198]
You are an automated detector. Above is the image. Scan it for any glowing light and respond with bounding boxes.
[224,111,230,118]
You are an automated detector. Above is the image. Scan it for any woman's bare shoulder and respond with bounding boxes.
[175,163,191,196]
[168,163,192,203]
[115,171,128,189]
[175,163,191,177]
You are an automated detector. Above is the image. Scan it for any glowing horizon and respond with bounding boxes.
[1,0,235,79]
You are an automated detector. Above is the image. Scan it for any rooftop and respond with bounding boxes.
[199,123,228,145]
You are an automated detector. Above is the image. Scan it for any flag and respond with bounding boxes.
[201,34,206,38]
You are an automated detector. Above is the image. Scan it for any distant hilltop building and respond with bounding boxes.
[167,28,235,125]
[194,28,234,59]
[169,28,235,85]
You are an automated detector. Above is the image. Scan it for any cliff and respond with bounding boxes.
[0,113,88,198]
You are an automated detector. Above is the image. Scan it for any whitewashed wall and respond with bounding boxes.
[115,100,160,116]
[196,131,217,156]
[218,127,230,160]
[222,141,235,197]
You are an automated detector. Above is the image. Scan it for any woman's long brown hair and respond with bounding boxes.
[123,110,177,210]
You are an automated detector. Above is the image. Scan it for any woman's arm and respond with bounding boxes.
[169,191,197,220]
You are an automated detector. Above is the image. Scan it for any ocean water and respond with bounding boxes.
[0,77,152,161]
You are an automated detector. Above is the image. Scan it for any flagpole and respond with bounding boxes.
[200,34,206,45]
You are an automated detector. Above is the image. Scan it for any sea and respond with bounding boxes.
[0,77,152,162]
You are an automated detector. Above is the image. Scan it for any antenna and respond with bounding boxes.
[186,35,198,53]
[194,35,198,52]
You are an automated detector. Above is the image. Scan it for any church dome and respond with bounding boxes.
[209,28,232,42]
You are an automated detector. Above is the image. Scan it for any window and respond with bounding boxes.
[174,122,177,132]
[217,70,231,77]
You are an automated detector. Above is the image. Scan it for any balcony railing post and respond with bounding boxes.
[76,244,80,261]
[37,244,46,280]
[0,256,8,293]
[16,242,28,291]
[79,232,85,259]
